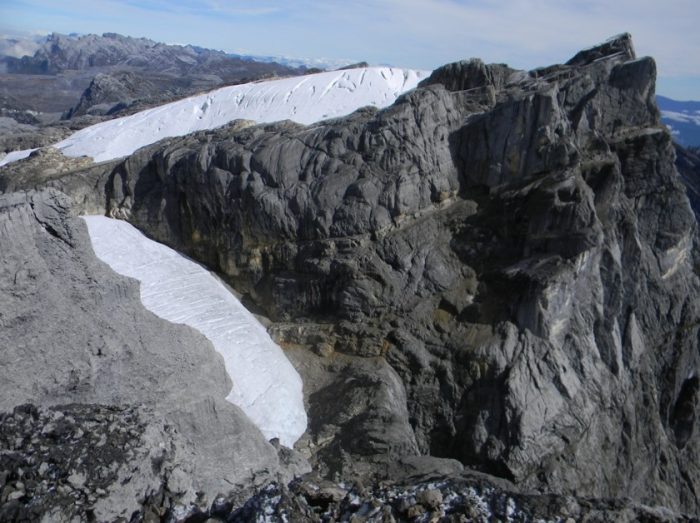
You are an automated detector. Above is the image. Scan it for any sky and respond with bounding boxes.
[1,0,699,100]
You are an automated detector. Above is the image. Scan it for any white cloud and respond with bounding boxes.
[0,35,42,58]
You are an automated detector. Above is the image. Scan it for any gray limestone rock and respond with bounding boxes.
[66,71,159,118]
[0,117,73,153]
[64,34,699,514]
[0,189,290,520]
[3,34,700,518]
[227,472,697,522]
[676,144,700,218]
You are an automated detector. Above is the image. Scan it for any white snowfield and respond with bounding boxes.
[0,149,35,165]
[82,215,307,447]
[0,67,428,167]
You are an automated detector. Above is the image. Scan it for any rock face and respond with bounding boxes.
[0,190,296,520]
[0,119,73,154]
[676,144,700,218]
[2,33,700,519]
[65,71,158,117]
[60,33,698,514]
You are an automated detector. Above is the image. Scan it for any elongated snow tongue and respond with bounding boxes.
[82,215,307,447]
[0,67,428,167]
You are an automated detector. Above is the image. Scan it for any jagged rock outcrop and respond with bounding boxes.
[0,190,304,520]
[2,34,700,519]
[51,33,696,514]
[65,71,157,117]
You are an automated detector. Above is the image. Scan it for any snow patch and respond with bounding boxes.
[0,148,35,167]
[81,215,306,447]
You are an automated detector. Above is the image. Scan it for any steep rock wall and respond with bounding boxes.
[6,34,700,514]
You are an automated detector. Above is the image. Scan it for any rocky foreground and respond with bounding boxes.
[1,34,700,521]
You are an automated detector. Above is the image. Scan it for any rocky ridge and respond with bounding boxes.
[1,34,700,520]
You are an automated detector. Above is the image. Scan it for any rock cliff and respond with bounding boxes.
[2,34,700,519]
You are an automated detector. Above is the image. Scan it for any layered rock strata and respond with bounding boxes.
[80,34,700,513]
[2,34,700,518]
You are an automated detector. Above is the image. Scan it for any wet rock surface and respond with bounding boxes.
[2,34,700,520]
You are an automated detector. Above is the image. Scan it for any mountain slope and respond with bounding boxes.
[69,33,700,513]
[0,66,429,165]
[0,190,288,521]
[2,34,700,520]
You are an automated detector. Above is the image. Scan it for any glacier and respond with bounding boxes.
[0,67,428,167]
[82,215,307,447]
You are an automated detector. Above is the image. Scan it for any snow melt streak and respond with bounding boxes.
[82,215,306,447]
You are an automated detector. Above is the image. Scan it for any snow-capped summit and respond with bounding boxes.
[0,66,429,167]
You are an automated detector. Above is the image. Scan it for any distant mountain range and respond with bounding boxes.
[0,32,304,78]
[0,32,358,73]
[227,52,358,72]
[0,32,307,119]
[658,95,700,148]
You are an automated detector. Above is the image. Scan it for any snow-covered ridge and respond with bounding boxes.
[82,215,306,447]
[0,67,428,167]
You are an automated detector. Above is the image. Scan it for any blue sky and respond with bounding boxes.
[1,0,698,100]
